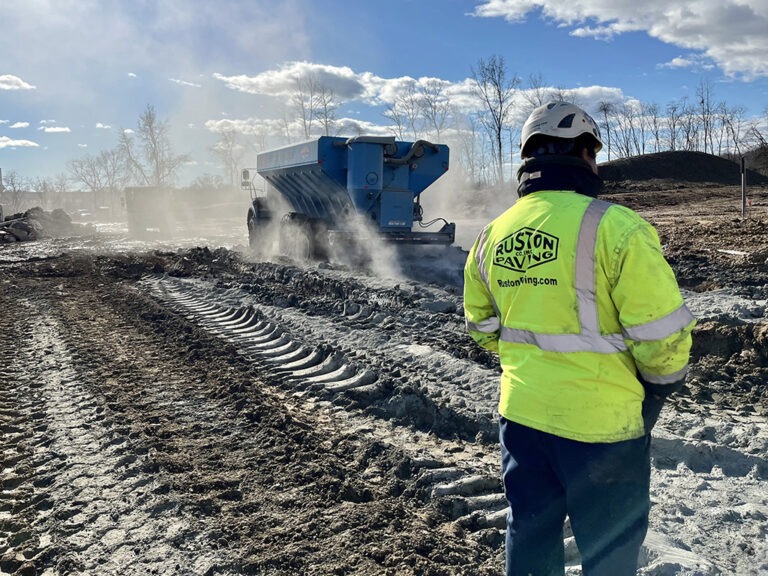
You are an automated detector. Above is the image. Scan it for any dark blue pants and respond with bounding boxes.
[500,417,650,576]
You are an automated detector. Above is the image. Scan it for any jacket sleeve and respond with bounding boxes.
[463,238,500,353]
[610,220,695,397]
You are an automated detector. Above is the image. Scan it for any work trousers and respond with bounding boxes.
[499,417,650,576]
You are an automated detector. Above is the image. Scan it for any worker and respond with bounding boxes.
[463,101,695,576]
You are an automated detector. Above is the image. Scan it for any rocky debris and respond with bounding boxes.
[0,206,84,243]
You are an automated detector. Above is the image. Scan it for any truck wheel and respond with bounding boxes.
[279,216,313,261]
[310,220,330,261]
[247,210,260,250]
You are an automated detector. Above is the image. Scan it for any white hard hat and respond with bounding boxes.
[520,101,603,158]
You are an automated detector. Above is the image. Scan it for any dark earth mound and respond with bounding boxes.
[599,150,768,193]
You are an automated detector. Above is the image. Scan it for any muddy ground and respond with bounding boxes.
[1,183,768,576]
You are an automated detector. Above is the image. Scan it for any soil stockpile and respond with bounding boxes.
[600,150,768,193]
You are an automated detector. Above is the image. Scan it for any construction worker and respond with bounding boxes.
[463,101,695,576]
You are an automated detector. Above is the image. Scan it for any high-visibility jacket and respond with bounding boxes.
[464,190,695,443]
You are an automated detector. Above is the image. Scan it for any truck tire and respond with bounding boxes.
[279,217,312,261]
[247,210,259,250]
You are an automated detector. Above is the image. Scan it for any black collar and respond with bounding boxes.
[516,155,604,198]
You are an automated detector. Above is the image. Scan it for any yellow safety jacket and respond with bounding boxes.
[464,190,695,443]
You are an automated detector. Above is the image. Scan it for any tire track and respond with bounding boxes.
[0,297,236,576]
[143,275,509,538]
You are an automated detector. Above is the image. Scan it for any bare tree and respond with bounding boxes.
[471,54,519,186]
[748,119,766,149]
[679,100,699,151]
[597,101,615,160]
[614,103,641,158]
[280,105,294,143]
[713,101,729,156]
[637,102,653,154]
[523,72,549,109]
[69,147,128,214]
[52,173,70,210]
[31,176,55,210]
[665,100,683,151]
[746,108,768,174]
[189,173,225,190]
[697,78,716,154]
[119,104,188,186]
[0,170,28,213]
[211,129,245,187]
[418,78,451,142]
[315,84,338,136]
[383,102,407,140]
[383,81,421,140]
[291,74,318,139]
[645,102,662,153]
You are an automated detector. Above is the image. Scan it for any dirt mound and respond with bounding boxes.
[744,145,768,177]
[599,151,768,193]
[0,206,89,242]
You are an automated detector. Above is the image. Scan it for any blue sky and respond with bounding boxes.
[1,0,767,184]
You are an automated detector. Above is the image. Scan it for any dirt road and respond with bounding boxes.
[2,184,768,575]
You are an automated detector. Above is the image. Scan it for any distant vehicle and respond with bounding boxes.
[123,186,174,236]
[243,135,455,260]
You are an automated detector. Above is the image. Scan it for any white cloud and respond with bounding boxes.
[0,136,39,148]
[10,122,30,129]
[0,74,36,90]
[205,117,287,136]
[214,62,481,110]
[658,55,716,72]
[95,123,111,129]
[169,78,202,88]
[128,72,137,78]
[78,143,88,148]
[661,56,696,70]
[38,126,71,133]
[213,60,627,132]
[205,114,397,141]
[214,61,368,101]
[473,0,768,79]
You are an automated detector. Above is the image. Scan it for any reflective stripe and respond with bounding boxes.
[471,197,687,358]
[575,200,611,334]
[500,327,627,353]
[472,224,504,321]
[623,303,695,341]
[496,199,623,354]
[476,224,492,287]
[639,364,688,385]
[467,317,500,334]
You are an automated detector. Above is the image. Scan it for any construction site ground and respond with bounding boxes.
[2,180,768,575]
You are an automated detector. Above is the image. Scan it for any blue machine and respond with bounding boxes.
[244,136,455,257]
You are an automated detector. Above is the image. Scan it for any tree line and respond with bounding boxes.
[1,104,223,215]
[269,56,768,188]
[2,55,767,215]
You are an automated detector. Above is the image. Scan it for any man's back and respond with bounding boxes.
[465,189,691,442]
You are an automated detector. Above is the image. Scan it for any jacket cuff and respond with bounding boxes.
[638,374,685,397]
